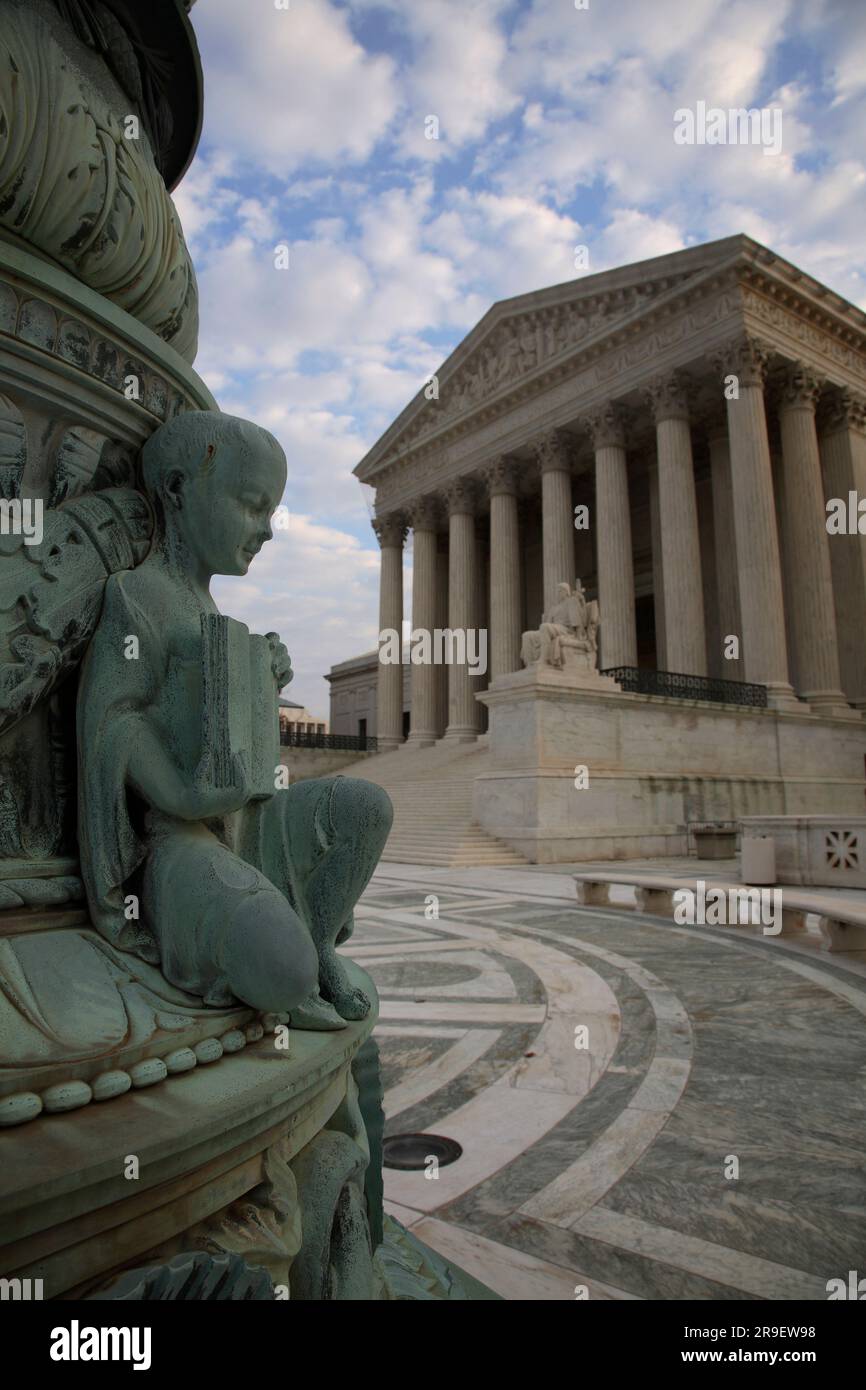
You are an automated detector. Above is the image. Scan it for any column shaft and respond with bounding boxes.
[444,495,479,741]
[596,445,637,667]
[820,391,866,707]
[697,475,721,678]
[587,405,636,669]
[649,384,707,675]
[407,507,438,747]
[536,431,575,613]
[648,462,667,670]
[485,459,522,680]
[434,539,449,736]
[708,429,743,680]
[721,339,796,704]
[374,520,405,750]
[777,364,848,712]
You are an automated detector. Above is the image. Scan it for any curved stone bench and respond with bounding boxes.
[573,871,866,951]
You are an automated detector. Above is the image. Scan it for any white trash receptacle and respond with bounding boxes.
[741,835,776,886]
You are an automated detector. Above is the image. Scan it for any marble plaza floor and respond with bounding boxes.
[345,863,866,1301]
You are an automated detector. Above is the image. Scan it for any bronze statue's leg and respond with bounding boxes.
[143,825,318,1013]
[251,777,393,1024]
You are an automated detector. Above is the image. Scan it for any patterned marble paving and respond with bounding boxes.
[343,866,866,1302]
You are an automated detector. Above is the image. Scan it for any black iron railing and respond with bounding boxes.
[280,729,378,752]
[600,667,768,708]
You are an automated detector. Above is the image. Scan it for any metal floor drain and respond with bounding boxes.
[382,1133,463,1171]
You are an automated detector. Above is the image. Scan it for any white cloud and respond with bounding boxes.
[594,209,685,269]
[194,0,398,175]
[374,0,520,160]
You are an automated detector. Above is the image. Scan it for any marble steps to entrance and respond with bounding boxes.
[349,741,526,867]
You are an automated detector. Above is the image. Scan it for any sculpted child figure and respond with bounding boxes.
[77,410,392,1028]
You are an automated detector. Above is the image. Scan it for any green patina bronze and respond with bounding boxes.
[78,409,392,1025]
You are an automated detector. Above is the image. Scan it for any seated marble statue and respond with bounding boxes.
[520,579,599,671]
[77,411,392,1029]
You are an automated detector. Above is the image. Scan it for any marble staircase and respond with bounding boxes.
[350,741,527,868]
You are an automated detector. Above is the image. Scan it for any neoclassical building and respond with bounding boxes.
[341,236,866,861]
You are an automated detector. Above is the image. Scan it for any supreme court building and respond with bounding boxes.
[333,236,866,862]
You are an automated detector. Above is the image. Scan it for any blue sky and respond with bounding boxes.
[173,0,866,717]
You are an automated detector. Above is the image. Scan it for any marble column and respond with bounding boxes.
[536,430,575,614]
[586,403,637,669]
[707,420,743,680]
[646,372,707,676]
[772,445,800,695]
[715,336,797,706]
[648,461,667,670]
[697,474,721,678]
[373,513,406,751]
[473,516,489,731]
[819,389,866,709]
[483,455,522,680]
[406,496,439,747]
[434,536,449,737]
[776,363,849,714]
[443,479,480,742]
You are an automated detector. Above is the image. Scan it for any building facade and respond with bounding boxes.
[354,236,866,750]
[339,237,866,860]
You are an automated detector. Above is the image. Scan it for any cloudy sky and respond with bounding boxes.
[173,0,866,718]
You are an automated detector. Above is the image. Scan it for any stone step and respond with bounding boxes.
[349,741,526,867]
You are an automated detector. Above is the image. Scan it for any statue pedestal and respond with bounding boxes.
[0,956,493,1300]
[473,672,866,864]
[488,664,622,695]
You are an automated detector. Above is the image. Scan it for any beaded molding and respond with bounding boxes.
[0,1014,288,1129]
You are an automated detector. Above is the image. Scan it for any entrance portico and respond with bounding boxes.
[348,237,866,862]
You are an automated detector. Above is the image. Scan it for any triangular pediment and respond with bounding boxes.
[354,233,862,480]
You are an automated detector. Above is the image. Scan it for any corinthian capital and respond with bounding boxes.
[644,371,692,424]
[711,333,771,391]
[583,402,628,451]
[533,428,572,474]
[819,387,866,435]
[441,477,478,516]
[777,360,822,412]
[406,495,440,531]
[372,513,408,548]
[481,454,520,497]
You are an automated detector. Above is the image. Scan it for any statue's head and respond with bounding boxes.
[556,582,570,600]
[141,410,287,577]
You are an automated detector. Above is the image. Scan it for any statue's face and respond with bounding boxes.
[179,434,287,577]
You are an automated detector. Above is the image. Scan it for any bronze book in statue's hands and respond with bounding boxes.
[200,612,278,800]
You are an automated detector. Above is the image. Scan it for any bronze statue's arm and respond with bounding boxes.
[125,720,250,822]
[83,574,250,823]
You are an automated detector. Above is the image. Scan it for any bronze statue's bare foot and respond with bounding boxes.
[330,982,371,1021]
[289,992,347,1031]
[317,944,371,1021]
